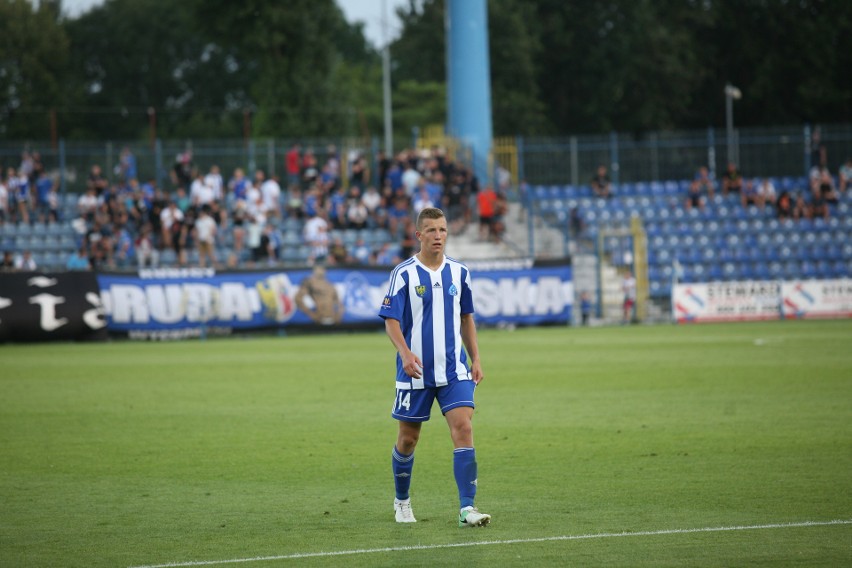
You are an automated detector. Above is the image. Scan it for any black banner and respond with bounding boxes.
[0,272,108,342]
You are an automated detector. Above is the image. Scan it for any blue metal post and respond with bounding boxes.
[58,139,66,197]
[446,0,493,186]
[609,131,619,186]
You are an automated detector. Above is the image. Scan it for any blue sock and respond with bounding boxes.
[392,446,414,500]
[453,447,477,509]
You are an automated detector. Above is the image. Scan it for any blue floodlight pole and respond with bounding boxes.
[446,0,493,186]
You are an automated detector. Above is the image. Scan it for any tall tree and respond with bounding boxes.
[0,0,70,139]
[64,0,251,139]
[193,0,374,138]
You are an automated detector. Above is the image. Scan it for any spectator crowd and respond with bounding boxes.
[1,144,505,272]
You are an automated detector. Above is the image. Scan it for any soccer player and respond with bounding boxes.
[378,207,491,528]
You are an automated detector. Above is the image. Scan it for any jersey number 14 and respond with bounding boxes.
[395,390,411,412]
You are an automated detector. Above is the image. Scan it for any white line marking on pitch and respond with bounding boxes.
[129,518,852,568]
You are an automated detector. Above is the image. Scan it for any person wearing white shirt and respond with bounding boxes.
[204,165,224,202]
[190,172,215,207]
[0,179,8,222]
[401,164,421,196]
[261,176,282,217]
[160,201,184,248]
[303,214,329,265]
[193,206,218,268]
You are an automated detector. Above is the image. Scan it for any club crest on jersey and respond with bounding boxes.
[448,283,458,296]
[415,285,427,297]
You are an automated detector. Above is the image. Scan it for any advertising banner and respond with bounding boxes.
[781,279,852,319]
[96,260,573,339]
[673,281,782,323]
[0,272,108,342]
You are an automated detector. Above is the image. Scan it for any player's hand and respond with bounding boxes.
[470,359,484,384]
[402,352,424,379]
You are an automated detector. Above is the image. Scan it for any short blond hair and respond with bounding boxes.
[416,207,445,230]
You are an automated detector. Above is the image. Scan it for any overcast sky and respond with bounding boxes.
[61,0,406,47]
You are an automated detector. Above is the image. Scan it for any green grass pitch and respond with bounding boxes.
[1,320,851,567]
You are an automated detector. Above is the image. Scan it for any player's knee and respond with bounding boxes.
[397,432,419,453]
[450,420,473,444]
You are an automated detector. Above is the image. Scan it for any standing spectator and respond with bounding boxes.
[77,186,99,222]
[135,223,158,269]
[686,166,715,211]
[160,201,186,265]
[401,162,421,196]
[228,168,249,203]
[204,165,224,202]
[0,173,8,223]
[327,186,348,230]
[172,151,194,190]
[349,152,369,190]
[361,185,382,226]
[118,147,137,183]
[722,162,746,196]
[591,165,611,199]
[476,185,498,241]
[260,173,282,219]
[301,148,318,188]
[112,224,135,268]
[87,164,109,196]
[303,212,329,266]
[193,206,218,268]
[839,157,852,193]
[9,167,30,224]
[345,187,369,230]
[622,270,637,324]
[285,143,302,190]
[245,191,268,264]
[34,171,54,223]
[580,291,592,326]
[190,170,215,208]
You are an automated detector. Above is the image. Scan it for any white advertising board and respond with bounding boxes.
[781,279,852,319]
[673,281,781,323]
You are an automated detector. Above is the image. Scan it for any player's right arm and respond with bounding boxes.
[385,318,423,379]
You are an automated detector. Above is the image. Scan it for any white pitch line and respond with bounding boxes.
[129,518,852,568]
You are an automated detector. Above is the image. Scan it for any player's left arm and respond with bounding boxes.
[460,313,483,384]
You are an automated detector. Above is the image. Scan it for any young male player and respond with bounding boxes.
[379,207,491,528]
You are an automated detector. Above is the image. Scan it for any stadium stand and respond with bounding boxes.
[530,176,852,298]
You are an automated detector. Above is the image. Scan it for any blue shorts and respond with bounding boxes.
[391,380,476,422]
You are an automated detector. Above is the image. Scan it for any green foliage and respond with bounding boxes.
[3,0,851,140]
[1,320,851,566]
[0,0,69,138]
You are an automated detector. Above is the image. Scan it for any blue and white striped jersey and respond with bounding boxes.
[379,255,475,389]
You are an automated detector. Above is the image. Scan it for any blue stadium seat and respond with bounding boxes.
[752,262,771,280]
[831,260,849,277]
